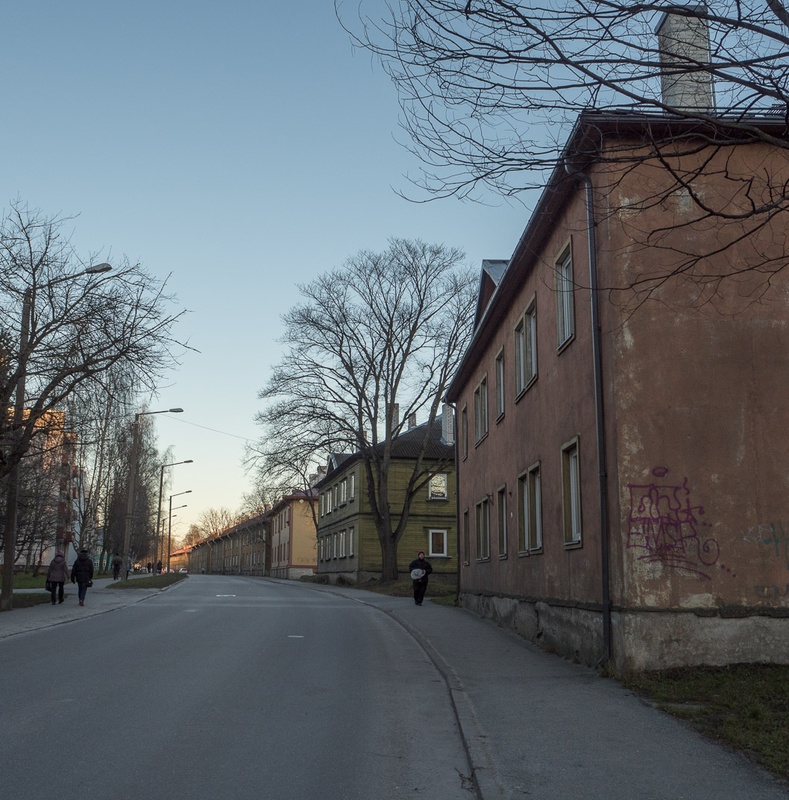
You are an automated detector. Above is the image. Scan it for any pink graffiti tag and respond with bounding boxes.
[627,468,719,579]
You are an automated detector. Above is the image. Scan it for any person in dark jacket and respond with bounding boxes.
[408,551,433,606]
[46,551,69,605]
[112,553,122,580]
[71,549,94,607]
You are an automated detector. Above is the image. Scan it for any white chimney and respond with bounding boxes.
[655,6,714,111]
[441,403,455,446]
[408,413,417,430]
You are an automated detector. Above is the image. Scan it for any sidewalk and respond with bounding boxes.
[0,575,160,639]
[317,584,789,800]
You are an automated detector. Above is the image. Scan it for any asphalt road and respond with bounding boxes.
[1,575,472,800]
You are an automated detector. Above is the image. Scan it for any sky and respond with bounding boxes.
[3,1,531,534]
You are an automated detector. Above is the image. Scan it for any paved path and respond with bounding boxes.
[2,575,787,799]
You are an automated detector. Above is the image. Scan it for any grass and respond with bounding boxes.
[621,664,789,780]
[1,571,187,610]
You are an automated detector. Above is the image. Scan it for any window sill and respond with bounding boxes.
[564,540,583,550]
[557,333,576,355]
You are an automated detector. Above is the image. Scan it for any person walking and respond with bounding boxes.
[409,550,433,606]
[46,551,69,605]
[112,553,122,580]
[71,549,94,607]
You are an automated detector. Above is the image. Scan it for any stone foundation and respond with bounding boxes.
[460,592,789,672]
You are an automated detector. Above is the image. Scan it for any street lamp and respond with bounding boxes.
[120,408,184,581]
[0,263,113,611]
[154,459,193,574]
[167,491,191,573]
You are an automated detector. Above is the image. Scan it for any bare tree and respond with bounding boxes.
[195,507,237,538]
[0,202,184,608]
[254,238,475,580]
[339,1,789,294]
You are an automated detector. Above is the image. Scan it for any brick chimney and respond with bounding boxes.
[655,6,714,111]
[441,403,455,446]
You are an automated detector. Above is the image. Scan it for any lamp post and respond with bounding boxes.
[155,459,192,575]
[167,491,190,572]
[0,263,112,611]
[120,408,184,581]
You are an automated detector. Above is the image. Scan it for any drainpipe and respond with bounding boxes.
[447,402,461,605]
[564,161,613,666]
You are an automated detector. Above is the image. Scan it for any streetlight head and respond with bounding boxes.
[184,459,194,464]
[86,263,112,274]
[168,408,184,413]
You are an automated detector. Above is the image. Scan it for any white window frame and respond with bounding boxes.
[476,498,490,560]
[525,300,538,384]
[562,439,582,546]
[348,526,355,557]
[495,349,505,419]
[349,473,355,500]
[556,246,575,347]
[428,528,448,557]
[473,376,488,443]
[497,486,508,558]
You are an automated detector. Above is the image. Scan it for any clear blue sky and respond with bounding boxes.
[4,1,530,532]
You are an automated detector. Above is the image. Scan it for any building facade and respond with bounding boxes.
[268,491,318,580]
[315,417,458,584]
[446,110,789,672]
[189,510,269,576]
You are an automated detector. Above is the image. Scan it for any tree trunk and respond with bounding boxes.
[379,529,399,582]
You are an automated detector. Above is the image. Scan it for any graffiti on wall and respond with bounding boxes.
[742,522,789,570]
[627,467,724,580]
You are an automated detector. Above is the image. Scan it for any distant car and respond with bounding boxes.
[179,567,188,573]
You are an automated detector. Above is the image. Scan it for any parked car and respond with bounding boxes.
[179,567,188,573]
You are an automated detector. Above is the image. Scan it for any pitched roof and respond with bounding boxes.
[317,419,454,486]
[445,108,789,401]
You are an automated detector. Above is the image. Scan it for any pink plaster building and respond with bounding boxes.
[446,110,789,671]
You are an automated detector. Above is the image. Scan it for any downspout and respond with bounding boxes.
[449,402,461,606]
[564,161,613,666]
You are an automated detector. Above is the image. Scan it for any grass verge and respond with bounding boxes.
[621,663,789,780]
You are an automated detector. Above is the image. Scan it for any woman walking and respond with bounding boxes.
[46,551,69,604]
[70,549,94,607]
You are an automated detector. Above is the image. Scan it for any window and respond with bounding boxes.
[515,301,538,394]
[320,494,325,517]
[461,406,468,460]
[428,473,448,500]
[562,440,582,545]
[525,301,537,384]
[497,486,508,558]
[340,479,347,505]
[556,246,575,347]
[495,350,505,419]
[339,530,346,557]
[463,509,470,565]
[475,498,490,560]
[473,377,488,442]
[429,529,448,557]
[349,473,355,500]
[349,526,355,557]
[518,463,542,552]
[332,485,338,510]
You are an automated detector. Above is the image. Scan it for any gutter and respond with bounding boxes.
[563,159,613,666]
